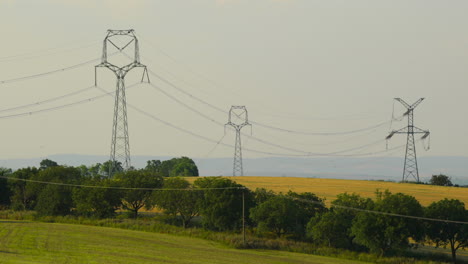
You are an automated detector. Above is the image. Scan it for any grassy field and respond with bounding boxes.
[0,220,367,264]
[189,176,468,206]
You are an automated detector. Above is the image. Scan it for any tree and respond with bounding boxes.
[429,174,453,186]
[287,191,326,236]
[145,160,161,173]
[425,199,468,263]
[0,167,12,209]
[34,166,82,216]
[307,193,373,249]
[115,170,163,218]
[100,160,123,177]
[9,167,39,210]
[158,157,199,177]
[351,190,424,255]
[250,195,301,237]
[194,177,252,231]
[39,159,58,170]
[253,188,276,205]
[153,177,202,228]
[72,177,122,218]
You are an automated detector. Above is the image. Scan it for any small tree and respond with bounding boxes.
[425,199,468,263]
[153,177,201,228]
[429,174,453,186]
[115,170,163,218]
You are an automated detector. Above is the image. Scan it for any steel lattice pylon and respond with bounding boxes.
[225,106,251,176]
[386,98,430,182]
[95,29,149,175]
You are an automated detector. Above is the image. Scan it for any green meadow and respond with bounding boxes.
[0,220,366,264]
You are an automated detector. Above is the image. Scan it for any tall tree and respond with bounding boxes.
[425,199,468,263]
[33,166,82,216]
[39,159,58,170]
[0,167,12,208]
[115,170,163,218]
[9,167,39,210]
[308,193,373,249]
[194,177,252,231]
[153,177,202,228]
[351,190,424,255]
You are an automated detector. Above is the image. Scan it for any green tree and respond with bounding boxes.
[194,177,252,231]
[0,167,12,209]
[287,191,326,237]
[100,160,123,177]
[307,193,373,249]
[429,174,453,186]
[115,170,163,218]
[33,166,82,216]
[425,199,468,263]
[253,188,276,205]
[153,177,202,228]
[9,167,39,210]
[39,159,58,170]
[72,177,122,218]
[250,195,301,237]
[351,190,424,255]
[145,160,161,173]
[158,157,199,177]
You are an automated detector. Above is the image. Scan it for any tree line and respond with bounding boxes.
[0,160,467,263]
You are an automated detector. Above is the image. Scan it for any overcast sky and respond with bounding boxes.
[0,0,467,163]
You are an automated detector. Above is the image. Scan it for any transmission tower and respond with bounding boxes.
[386,98,430,183]
[225,106,251,176]
[95,29,149,175]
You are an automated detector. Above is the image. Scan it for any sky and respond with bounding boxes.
[0,0,467,166]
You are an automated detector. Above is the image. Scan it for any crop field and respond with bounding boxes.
[0,220,366,264]
[190,176,468,206]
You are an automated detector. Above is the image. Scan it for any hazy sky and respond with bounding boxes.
[0,0,467,163]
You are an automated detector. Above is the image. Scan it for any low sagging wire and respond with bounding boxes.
[286,195,468,225]
[0,175,243,191]
[0,85,96,114]
[2,174,465,225]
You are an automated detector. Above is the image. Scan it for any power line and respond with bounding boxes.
[0,40,101,63]
[0,85,96,113]
[0,175,243,191]
[147,82,389,156]
[0,57,102,85]
[0,83,141,120]
[2,174,465,225]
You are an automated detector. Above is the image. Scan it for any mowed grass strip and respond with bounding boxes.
[189,177,468,206]
[0,220,366,264]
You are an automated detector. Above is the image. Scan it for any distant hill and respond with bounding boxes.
[1,154,467,185]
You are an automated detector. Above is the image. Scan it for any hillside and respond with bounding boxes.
[0,220,365,264]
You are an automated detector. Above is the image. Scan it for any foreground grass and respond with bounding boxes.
[192,177,468,206]
[0,220,367,264]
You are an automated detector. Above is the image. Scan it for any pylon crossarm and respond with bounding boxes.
[410,98,425,109]
[394,98,410,109]
[412,126,430,134]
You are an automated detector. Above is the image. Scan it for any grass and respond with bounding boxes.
[0,220,368,264]
[188,176,468,206]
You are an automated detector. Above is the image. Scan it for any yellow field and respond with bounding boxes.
[190,176,468,206]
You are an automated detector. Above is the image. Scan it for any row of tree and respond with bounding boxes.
[0,163,466,263]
